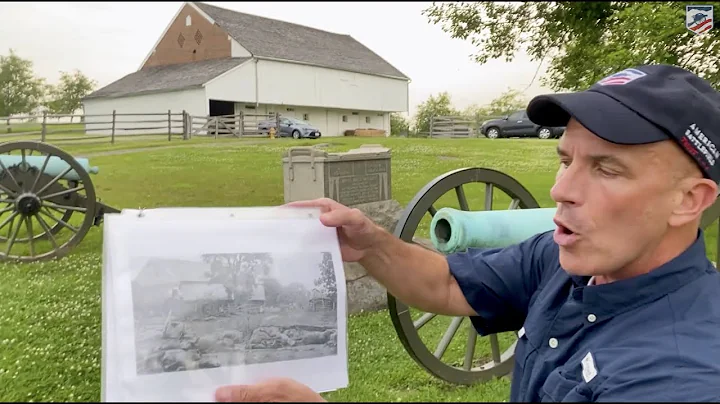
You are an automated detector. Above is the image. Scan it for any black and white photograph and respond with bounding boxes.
[101,210,347,402]
[130,251,339,375]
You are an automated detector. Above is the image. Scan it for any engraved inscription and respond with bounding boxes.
[327,162,353,177]
[365,161,387,174]
[353,161,367,176]
[337,175,381,205]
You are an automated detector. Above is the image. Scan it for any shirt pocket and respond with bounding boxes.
[513,326,534,372]
[540,367,595,402]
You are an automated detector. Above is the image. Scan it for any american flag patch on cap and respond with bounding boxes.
[597,68,647,86]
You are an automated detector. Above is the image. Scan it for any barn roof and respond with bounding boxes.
[192,2,410,80]
[84,57,250,99]
[133,257,212,287]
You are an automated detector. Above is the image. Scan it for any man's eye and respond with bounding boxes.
[597,167,618,177]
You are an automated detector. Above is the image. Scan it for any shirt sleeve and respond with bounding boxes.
[447,230,556,336]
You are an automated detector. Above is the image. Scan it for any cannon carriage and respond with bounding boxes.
[386,167,720,386]
[0,140,118,262]
[0,140,718,387]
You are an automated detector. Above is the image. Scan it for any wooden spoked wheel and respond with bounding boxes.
[0,141,97,262]
[387,167,540,385]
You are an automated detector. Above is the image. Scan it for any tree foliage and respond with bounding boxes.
[423,1,720,91]
[313,252,337,300]
[45,70,96,120]
[413,92,459,135]
[202,253,273,300]
[0,49,45,117]
[463,88,528,127]
[390,113,410,136]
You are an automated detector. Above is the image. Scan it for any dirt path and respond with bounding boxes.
[84,139,275,157]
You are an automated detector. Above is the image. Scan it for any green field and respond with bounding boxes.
[0,136,717,402]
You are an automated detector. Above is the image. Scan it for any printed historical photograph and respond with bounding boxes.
[130,251,339,375]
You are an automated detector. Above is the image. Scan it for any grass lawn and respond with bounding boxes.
[0,136,717,402]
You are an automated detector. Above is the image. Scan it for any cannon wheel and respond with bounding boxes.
[0,141,97,262]
[387,167,541,385]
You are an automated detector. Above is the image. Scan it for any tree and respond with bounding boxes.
[412,92,459,135]
[201,253,273,301]
[390,113,410,136]
[262,277,282,306]
[0,49,45,117]
[44,70,96,122]
[423,2,720,91]
[313,252,337,301]
[463,88,528,127]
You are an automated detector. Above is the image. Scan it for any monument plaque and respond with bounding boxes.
[281,144,399,314]
[282,144,392,206]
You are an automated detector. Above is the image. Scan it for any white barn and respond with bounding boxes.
[82,1,410,137]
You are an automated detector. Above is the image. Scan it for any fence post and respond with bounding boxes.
[214,117,218,139]
[41,111,47,142]
[188,114,193,140]
[182,110,188,140]
[111,110,116,144]
[167,109,172,141]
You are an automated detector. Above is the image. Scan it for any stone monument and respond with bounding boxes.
[282,144,405,314]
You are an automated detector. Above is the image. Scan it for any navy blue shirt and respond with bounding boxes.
[448,229,720,402]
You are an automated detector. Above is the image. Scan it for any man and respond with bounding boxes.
[215,64,720,402]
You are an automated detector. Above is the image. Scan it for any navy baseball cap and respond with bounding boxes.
[527,64,720,183]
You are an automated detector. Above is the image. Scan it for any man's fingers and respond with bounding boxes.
[319,207,366,228]
[283,198,340,211]
[215,385,254,402]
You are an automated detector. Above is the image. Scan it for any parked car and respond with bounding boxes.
[257,116,322,139]
[479,110,565,139]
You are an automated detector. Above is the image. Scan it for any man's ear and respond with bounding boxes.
[668,178,718,227]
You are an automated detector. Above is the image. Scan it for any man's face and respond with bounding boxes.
[550,119,689,278]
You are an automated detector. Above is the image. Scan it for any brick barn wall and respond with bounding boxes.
[143,4,231,68]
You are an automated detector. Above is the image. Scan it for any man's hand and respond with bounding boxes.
[284,198,382,262]
[215,378,326,402]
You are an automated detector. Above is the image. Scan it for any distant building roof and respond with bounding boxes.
[84,57,250,99]
[193,2,409,80]
[133,258,212,287]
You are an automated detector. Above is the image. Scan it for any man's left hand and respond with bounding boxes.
[215,378,327,402]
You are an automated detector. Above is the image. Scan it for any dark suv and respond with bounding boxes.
[479,110,565,139]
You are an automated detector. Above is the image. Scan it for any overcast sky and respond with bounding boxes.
[0,1,554,116]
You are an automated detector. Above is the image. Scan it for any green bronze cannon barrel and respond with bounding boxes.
[0,155,99,181]
[430,207,558,254]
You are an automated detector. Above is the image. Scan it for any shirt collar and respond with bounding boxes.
[568,229,713,319]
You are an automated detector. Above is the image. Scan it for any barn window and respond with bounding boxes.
[342,115,347,122]
[351,112,358,115]
[177,33,185,48]
[303,113,309,120]
[286,107,294,112]
[365,116,371,124]
[195,29,203,45]
[186,15,192,26]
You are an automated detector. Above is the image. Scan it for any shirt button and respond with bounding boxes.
[548,338,558,348]
[587,314,597,323]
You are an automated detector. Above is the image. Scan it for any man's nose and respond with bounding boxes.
[550,164,584,206]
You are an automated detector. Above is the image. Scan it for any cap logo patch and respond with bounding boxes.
[597,68,647,86]
[679,123,719,171]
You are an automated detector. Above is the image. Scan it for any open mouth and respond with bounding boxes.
[557,224,575,236]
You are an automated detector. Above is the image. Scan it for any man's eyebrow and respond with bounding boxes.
[555,146,630,169]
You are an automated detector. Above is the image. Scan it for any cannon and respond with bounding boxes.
[387,167,720,386]
[0,140,118,262]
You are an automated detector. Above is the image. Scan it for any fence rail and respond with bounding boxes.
[0,110,281,144]
[429,115,475,138]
